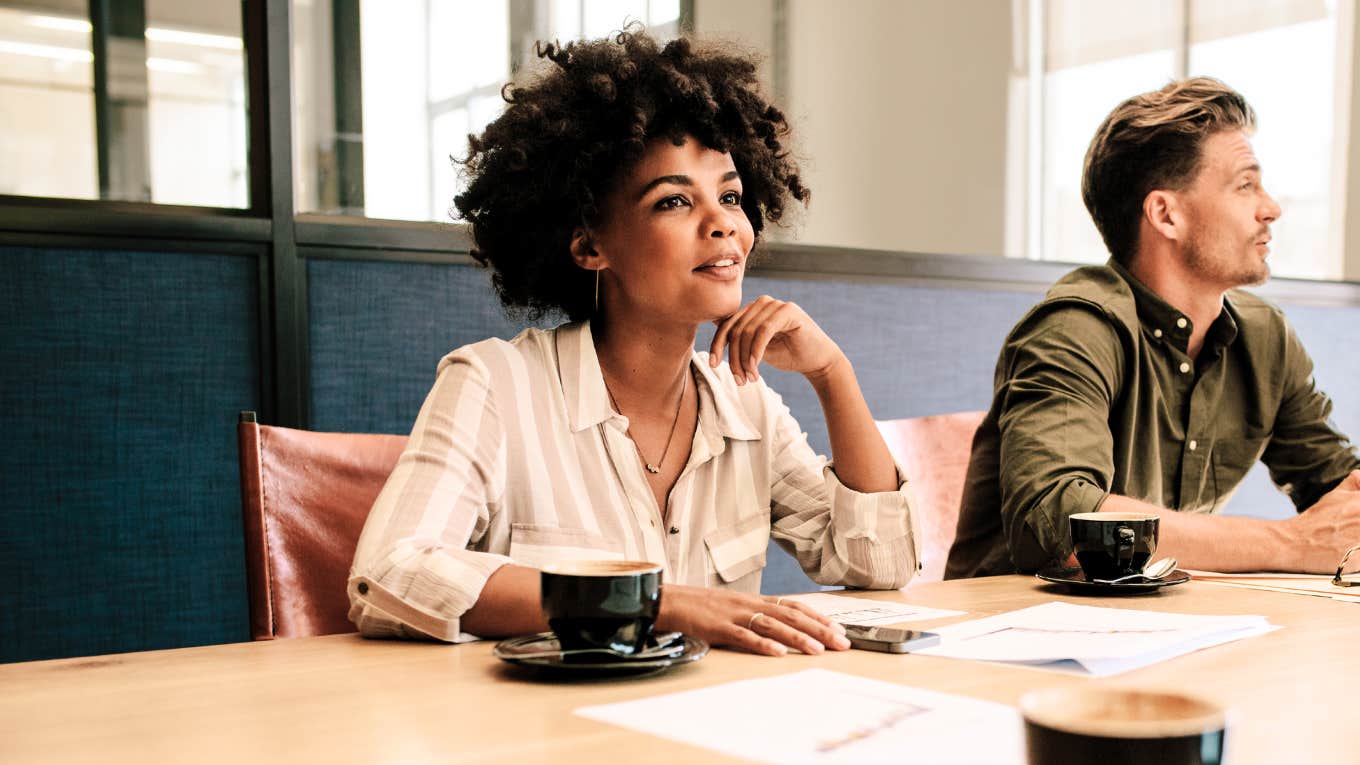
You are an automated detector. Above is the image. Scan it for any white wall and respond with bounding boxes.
[696,0,1015,258]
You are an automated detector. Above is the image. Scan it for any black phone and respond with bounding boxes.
[842,625,941,653]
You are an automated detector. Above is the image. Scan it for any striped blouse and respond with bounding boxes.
[347,321,919,641]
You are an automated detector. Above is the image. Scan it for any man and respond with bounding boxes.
[947,77,1360,578]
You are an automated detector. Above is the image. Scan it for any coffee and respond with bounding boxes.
[1070,512,1159,580]
[1021,687,1227,765]
[540,560,663,657]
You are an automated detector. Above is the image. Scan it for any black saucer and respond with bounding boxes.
[493,632,708,677]
[1035,564,1191,595]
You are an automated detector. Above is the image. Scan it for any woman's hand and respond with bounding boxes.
[709,295,847,385]
[655,583,850,656]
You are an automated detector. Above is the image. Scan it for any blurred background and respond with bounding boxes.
[3,0,1356,277]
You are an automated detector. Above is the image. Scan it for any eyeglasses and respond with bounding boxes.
[1332,544,1360,587]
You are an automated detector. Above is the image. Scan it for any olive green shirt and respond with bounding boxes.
[946,262,1360,578]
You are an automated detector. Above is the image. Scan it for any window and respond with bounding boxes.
[1022,0,1350,280]
[291,0,683,222]
[0,1,248,208]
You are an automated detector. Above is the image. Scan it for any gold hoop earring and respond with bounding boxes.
[594,269,600,313]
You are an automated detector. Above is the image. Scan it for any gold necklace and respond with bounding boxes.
[603,367,689,474]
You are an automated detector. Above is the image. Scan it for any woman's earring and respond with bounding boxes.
[594,269,600,313]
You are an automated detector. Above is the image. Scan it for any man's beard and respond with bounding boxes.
[1185,229,1270,288]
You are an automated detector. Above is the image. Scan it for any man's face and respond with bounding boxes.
[1175,130,1282,289]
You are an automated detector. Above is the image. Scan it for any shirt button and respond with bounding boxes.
[1188,440,1198,451]
[1179,362,1191,374]
[1153,328,1163,338]
[1177,317,1188,329]
[669,526,679,535]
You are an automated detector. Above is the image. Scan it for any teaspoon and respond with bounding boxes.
[1094,557,1178,585]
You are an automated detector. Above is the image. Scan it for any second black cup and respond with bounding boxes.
[540,560,662,657]
[1070,512,1159,581]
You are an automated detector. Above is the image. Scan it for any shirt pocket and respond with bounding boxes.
[1210,436,1268,511]
[508,523,622,570]
[703,512,770,590]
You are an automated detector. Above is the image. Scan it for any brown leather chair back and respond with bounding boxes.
[877,411,986,584]
[236,412,407,639]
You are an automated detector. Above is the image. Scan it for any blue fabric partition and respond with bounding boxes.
[308,259,555,434]
[308,261,1039,593]
[309,259,1360,594]
[0,246,260,663]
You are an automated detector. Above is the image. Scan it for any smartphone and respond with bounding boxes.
[842,625,941,653]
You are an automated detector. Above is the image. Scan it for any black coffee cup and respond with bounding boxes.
[540,560,663,657]
[1070,512,1159,581]
[1021,687,1228,765]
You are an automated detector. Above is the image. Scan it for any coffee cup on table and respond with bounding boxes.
[1021,686,1228,765]
[540,560,662,657]
[1069,512,1159,581]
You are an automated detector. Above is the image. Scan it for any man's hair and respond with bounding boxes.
[1081,77,1256,264]
[454,26,808,322]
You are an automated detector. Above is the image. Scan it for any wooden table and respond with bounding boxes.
[2,576,1354,763]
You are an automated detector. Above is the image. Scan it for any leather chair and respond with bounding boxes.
[876,411,987,584]
[236,411,407,639]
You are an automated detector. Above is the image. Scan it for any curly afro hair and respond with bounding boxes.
[453,27,809,322]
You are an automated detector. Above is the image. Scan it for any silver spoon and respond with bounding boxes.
[498,632,686,661]
[1093,557,1178,585]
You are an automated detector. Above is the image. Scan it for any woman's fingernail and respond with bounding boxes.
[831,622,847,635]
[772,643,788,655]
[748,374,757,384]
[833,634,851,649]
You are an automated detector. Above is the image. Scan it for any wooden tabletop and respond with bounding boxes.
[1,576,1354,763]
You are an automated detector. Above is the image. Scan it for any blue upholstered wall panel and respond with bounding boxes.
[308,259,557,434]
[308,259,1360,590]
[307,261,1036,593]
[1,246,259,663]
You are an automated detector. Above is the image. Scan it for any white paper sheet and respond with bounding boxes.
[1186,569,1360,603]
[576,669,1023,765]
[782,592,965,625]
[914,601,1277,676]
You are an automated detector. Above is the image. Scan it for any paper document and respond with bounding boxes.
[1187,570,1360,604]
[914,601,1277,676]
[781,593,964,625]
[576,669,1023,765]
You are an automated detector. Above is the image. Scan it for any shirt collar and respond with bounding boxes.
[556,320,613,433]
[1108,259,1238,353]
[691,354,762,443]
[555,320,760,442]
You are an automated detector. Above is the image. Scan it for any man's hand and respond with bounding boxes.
[1283,470,1360,572]
[655,584,850,656]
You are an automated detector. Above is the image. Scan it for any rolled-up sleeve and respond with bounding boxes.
[997,305,1123,571]
[764,387,918,589]
[347,351,513,642]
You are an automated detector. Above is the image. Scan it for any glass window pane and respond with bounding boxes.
[0,2,247,208]
[0,8,97,199]
[1190,7,1339,279]
[1041,0,1179,264]
[293,0,682,222]
[1043,50,1177,264]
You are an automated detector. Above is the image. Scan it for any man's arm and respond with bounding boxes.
[1101,471,1360,573]
[1259,317,1360,510]
[996,304,1123,571]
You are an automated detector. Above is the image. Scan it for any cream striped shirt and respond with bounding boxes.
[347,321,919,641]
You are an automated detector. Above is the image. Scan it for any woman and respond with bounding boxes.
[348,29,918,657]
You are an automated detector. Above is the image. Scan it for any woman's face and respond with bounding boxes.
[588,136,755,327]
